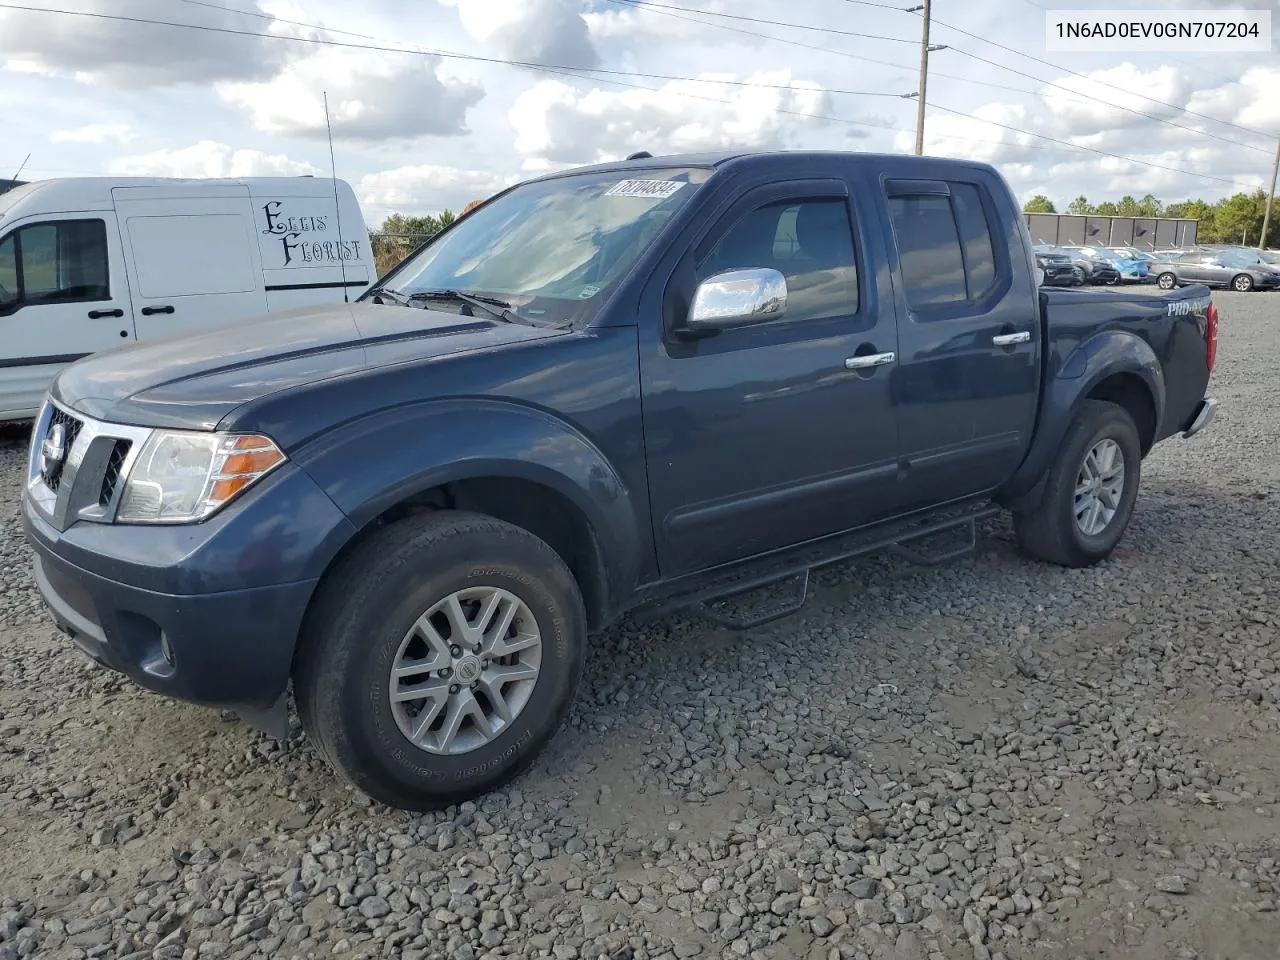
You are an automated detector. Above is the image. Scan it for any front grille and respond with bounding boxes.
[41,407,84,493]
[99,439,133,506]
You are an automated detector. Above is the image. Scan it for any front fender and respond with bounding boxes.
[289,398,643,605]
[1000,329,1164,503]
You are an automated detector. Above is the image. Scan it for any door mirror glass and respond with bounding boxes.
[686,267,787,332]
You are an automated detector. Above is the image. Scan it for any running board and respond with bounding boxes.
[634,502,1001,631]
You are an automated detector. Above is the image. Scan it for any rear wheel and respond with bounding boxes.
[294,510,587,810]
[1013,400,1142,568]
[1156,272,1177,290]
[1232,274,1254,292]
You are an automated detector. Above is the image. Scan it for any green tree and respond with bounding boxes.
[1067,195,1092,215]
[1094,201,1119,216]
[437,209,457,229]
[1138,194,1163,217]
[1024,194,1056,213]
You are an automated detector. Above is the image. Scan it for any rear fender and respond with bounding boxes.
[998,329,1164,506]
[290,398,643,616]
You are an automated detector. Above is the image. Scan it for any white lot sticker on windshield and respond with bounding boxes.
[605,179,686,199]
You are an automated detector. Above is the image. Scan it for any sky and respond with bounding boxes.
[1,0,1277,227]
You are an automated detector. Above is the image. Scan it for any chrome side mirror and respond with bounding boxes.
[1035,266,1045,286]
[686,268,787,333]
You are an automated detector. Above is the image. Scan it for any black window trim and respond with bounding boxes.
[885,174,1012,323]
[672,177,865,337]
[0,217,112,318]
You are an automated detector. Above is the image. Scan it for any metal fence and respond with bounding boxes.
[1024,213,1198,251]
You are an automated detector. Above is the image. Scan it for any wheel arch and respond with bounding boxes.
[998,329,1164,508]
[289,399,647,638]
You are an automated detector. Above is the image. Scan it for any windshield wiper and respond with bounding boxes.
[370,286,410,305]
[407,289,568,328]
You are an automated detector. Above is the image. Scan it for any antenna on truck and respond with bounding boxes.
[323,91,351,303]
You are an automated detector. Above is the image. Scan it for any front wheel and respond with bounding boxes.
[1156,272,1177,290]
[294,510,587,810]
[1232,274,1254,292]
[1013,399,1142,568]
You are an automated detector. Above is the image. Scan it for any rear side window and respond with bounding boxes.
[126,214,256,297]
[0,219,110,313]
[887,195,966,307]
[697,197,859,322]
[888,181,1001,311]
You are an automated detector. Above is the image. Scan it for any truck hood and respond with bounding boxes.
[52,301,569,430]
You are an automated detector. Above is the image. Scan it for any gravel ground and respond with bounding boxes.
[1,291,1277,960]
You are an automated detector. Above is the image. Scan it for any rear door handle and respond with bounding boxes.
[845,352,895,370]
[992,331,1031,346]
[140,305,175,315]
[88,308,124,319]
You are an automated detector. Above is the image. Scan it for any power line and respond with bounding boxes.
[874,0,1277,142]
[601,0,919,44]
[604,0,1273,155]
[925,101,1262,188]
[2,1,1264,191]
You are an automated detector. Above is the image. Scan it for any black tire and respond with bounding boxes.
[294,510,587,810]
[1013,399,1142,568]
[1156,272,1177,290]
[1232,274,1253,292]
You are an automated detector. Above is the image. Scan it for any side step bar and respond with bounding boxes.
[634,502,1002,631]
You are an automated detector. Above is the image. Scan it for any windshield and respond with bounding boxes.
[371,166,714,325]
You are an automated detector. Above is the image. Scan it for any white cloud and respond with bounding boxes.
[50,123,134,145]
[217,48,484,141]
[107,141,321,179]
[0,0,298,87]
[440,0,599,68]
[357,165,519,222]
[510,71,836,166]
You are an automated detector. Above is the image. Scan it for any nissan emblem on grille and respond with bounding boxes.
[40,422,67,484]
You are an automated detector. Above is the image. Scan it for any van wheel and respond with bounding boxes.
[1013,400,1142,568]
[1232,274,1253,292]
[1156,272,1177,290]
[294,510,587,810]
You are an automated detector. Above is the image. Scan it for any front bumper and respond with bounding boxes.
[19,401,358,717]
[28,531,317,711]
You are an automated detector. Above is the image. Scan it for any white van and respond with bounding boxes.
[0,176,374,421]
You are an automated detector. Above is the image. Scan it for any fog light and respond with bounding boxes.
[160,632,175,666]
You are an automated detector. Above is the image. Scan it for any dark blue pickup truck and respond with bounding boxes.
[21,150,1219,810]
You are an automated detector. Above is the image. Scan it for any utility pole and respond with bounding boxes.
[1261,138,1280,251]
[907,1,945,156]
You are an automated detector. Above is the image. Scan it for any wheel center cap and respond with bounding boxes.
[455,656,481,683]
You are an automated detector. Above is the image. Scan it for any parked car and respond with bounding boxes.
[1033,245,1085,286]
[22,150,1220,810]
[1056,245,1122,285]
[0,176,374,422]
[1100,248,1152,281]
[1151,250,1280,292]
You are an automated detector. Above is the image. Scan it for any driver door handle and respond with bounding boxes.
[992,331,1031,346]
[845,352,895,370]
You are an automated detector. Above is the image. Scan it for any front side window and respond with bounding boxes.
[377,167,713,326]
[696,197,859,322]
[0,219,110,313]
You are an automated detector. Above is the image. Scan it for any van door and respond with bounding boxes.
[112,186,268,340]
[0,213,136,420]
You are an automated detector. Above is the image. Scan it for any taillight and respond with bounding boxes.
[1205,300,1218,373]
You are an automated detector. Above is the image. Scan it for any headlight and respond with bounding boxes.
[117,430,286,524]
